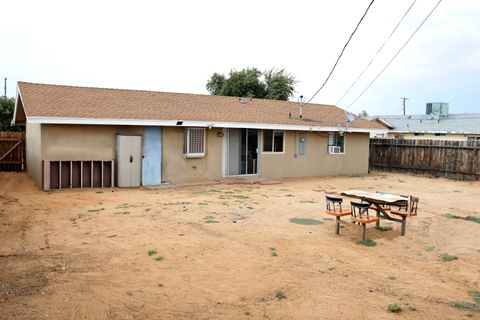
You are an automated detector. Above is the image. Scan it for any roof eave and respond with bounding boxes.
[27,116,386,133]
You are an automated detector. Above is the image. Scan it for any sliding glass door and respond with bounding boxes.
[227,129,258,175]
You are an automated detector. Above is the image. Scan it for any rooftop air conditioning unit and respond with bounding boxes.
[329,146,342,154]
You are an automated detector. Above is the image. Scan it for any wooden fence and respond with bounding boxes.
[369,138,480,180]
[0,131,26,171]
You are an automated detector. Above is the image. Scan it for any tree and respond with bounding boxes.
[206,68,297,101]
[359,110,369,117]
[264,69,296,100]
[0,97,22,131]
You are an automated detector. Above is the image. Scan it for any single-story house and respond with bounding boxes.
[368,102,480,141]
[13,82,385,190]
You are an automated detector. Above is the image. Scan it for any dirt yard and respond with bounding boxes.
[0,172,479,320]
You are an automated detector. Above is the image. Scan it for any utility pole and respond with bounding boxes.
[400,97,409,115]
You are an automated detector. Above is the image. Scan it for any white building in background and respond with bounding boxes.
[368,103,480,141]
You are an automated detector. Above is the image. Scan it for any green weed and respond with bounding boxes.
[439,253,458,262]
[388,303,402,313]
[155,256,164,261]
[357,239,377,247]
[375,226,393,232]
[450,301,477,311]
[469,291,480,304]
[148,249,157,256]
[269,247,278,257]
[466,216,480,224]
[289,218,323,225]
[275,290,287,300]
[113,211,130,215]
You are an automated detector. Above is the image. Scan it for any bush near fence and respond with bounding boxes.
[0,131,25,171]
[369,138,480,181]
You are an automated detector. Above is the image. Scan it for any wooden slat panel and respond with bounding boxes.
[369,138,480,180]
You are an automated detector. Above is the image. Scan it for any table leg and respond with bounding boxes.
[362,223,366,241]
[401,216,407,236]
[335,216,340,235]
[376,211,380,228]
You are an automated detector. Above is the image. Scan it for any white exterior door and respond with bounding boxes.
[116,135,142,187]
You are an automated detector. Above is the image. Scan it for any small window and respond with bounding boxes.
[263,130,284,153]
[467,136,480,142]
[328,132,344,154]
[414,133,424,136]
[183,128,206,158]
[395,134,404,140]
[434,133,446,136]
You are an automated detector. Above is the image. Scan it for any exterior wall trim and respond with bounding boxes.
[26,116,386,134]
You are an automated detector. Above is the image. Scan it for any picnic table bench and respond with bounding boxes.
[340,190,418,236]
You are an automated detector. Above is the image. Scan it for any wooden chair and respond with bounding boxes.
[390,196,419,236]
[325,195,352,235]
[350,201,379,241]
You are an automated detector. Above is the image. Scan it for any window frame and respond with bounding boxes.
[327,132,345,155]
[261,129,285,154]
[183,127,206,158]
[466,136,480,142]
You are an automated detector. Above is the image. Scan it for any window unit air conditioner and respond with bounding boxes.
[329,146,341,154]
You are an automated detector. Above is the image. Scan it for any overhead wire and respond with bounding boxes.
[346,0,443,110]
[306,0,376,104]
[336,0,418,106]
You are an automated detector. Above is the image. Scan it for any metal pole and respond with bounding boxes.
[401,97,409,115]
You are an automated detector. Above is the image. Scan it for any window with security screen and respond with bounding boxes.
[183,128,206,158]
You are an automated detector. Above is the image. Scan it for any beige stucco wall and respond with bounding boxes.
[30,124,370,187]
[41,124,143,160]
[26,122,42,187]
[259,131,369,178]
[162,127,223,184]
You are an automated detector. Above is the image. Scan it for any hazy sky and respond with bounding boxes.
[1,0,479,115]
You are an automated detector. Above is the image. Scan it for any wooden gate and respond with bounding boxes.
[0,131,26,171]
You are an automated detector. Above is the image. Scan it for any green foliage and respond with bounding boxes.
[387,303,402,313]
[444,213,480,224]
[154,255,164,261]
[450,301,477,311]
[148,249,157,256]
[375,226,393,232]
[439,253,458,262]
[263,69,296,100]
[289,218,323,225]
[275,290,287,300]
[466,216,480,224]
[357,239,377,247]
[205,72,226,96]
[0,96,22,131]
[469,291,480,304]
[206,68,296,100]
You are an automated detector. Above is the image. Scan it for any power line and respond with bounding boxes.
[336,0,417,106]
[346,0,443,110]
[306,0,376,104]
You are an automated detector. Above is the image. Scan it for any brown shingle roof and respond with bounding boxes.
[18,82,383,130]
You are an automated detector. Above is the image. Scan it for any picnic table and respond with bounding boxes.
[341,190,410,236]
